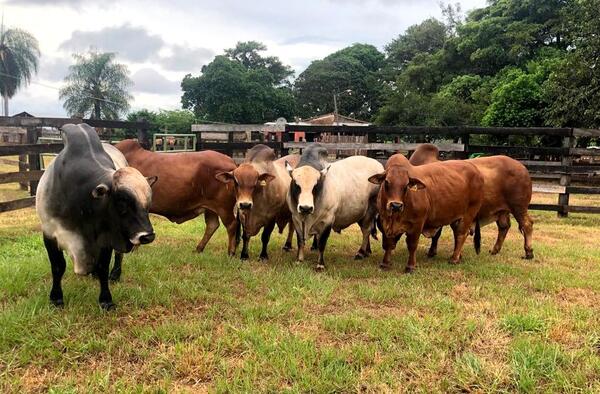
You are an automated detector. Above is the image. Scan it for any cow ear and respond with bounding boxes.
[92,183,110,198]
[285,161,293,176]
[368,172,386,185]
[215,171,235,183]
[408,177,426,190]
[320,165,330,177]
[146,176,158,188]
[258,173,276,186]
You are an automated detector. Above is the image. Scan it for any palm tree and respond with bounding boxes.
[60,52,133,119]
[0,25,40,116]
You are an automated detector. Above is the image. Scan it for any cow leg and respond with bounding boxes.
[515,211,534,259]
[316,226,332,271]
[427,228,442,258]
[295,227,305,263]
[355,222,372,260]
[97,248,115,310]
[196,210,220,253]
[260,221,276,262]
[381,234,401,270]
[449,220,469,265]
[310,235,319,251]
[43,235,66,307]
[490,212,511,255]
[220,212,239,257]
[405,232,420,273]
[283,219,294,251]
[240,231,251,260]
[109,251,123,282]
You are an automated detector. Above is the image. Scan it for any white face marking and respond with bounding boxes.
[113,167,152,209]
[291,166,321,213]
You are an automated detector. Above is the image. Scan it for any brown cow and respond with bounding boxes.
[409,144,534,259]
[114,140,239,256]
[216,144,300,261]
[369,154,484,272]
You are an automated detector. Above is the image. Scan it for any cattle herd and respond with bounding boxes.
[36,124,534,309]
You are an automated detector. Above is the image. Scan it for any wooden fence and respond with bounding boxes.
[0,116,149,213]
[3,118,600,216]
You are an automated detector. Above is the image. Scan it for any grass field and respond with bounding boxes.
[2,167,600,391]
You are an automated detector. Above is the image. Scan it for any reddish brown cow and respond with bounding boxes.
[369,154,484,272]
[409,144,534,259]
[115,139,239,255]
[216,144,300,261]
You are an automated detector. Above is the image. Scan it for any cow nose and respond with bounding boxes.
[139,232,155,244]
[390,202,404,212]
[239,202,252,210]
[299,205,313,214]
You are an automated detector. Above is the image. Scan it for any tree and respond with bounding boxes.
[181,42,296,123]
[544,0,600,128]
[294,44,385,119]
[0,25,40,116]
[60,52,133,120]
[128,109,197,135]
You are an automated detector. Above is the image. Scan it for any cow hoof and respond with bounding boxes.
[448,259,461,265]
[379,264,391,271]
[404,266,415,274]
[259,254,269,262]
[100,301,116,311]
[240,254,249,261]
[282,244,292,252]
[109,271,121,282]
[315,264,325,271]
[489,249,499,255]
[523,251,534,260]
[354,253,364,260]
[426,251,437,258]
[50,298,64,308]
[195,246,205,253]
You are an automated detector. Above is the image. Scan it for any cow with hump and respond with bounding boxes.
[114,139,239,257]
[409,144,534,259]
[216,144,300,261]
[369,153,484,272]
[287,144,383,270]
[36,124,157,310]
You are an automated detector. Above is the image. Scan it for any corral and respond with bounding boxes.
[1,117,600,392]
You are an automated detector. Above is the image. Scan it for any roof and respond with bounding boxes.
[300,113,370,126]
[12,111,35,118]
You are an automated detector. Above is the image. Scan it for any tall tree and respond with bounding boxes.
[294,44,385,119]
[60,52,132,120]
[181,42,295,123]
[0,25,40,116]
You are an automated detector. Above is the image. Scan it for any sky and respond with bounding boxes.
[1,0,486,117]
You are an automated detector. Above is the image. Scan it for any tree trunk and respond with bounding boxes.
[94,101,101,119]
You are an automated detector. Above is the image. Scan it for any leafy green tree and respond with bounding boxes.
[181,42,295,123]
[0,25,40,116]
[128,109,197,135]
[294,43,384,119]
[544,0,600,128]
[60,52,132,119]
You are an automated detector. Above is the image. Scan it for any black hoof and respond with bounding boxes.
[282,244,292,252]
[404,266,415,274]
[240,254,249,261]
[50,298,64,308]
[426,251,437,258]
[354,253,365,260]
[315,264,325,271]
[310,245,318,251]
[524,252,534,260]
[259,254,269,262]
[100,301,116,311]
[379,264,391,271]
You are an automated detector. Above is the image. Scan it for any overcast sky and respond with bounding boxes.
[1,0,486,117]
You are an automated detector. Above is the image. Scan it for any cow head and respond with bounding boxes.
[93,167,157,253]
[288,163,329,216]
[368,165,425,214]
[215,164,275,211]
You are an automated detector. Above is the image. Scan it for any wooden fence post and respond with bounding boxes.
[461,133,470,160]
[137,118,150,149]
[18,154,28,190]
[26,127,41,196]
[558,133,575,217]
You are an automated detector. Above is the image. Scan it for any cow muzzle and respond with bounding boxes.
[130,231,155,245]
[298,205,314,215]
[238,201,253,210]
[388,201,404,213]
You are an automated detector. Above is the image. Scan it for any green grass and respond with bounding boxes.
[2,204,600,392]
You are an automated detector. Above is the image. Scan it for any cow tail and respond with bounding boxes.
[474,218,481,255]
[235,216,242,245]
[370,215,379,240]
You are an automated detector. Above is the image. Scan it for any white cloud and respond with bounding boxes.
[131,68,180,94]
